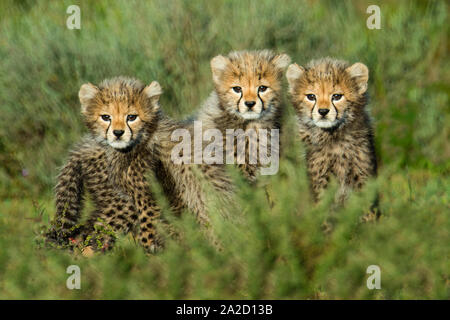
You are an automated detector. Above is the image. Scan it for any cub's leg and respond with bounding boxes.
[45,155,84,245]
[135,189,162,253]
[120,157,163,253]
[160,160,209,226]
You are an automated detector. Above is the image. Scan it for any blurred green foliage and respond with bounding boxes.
[0,0,448,299]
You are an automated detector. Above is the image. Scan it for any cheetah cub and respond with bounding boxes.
[197,50,291,182]
[286,58,377,204]
[150,50,290,226]
[45,77,163,253]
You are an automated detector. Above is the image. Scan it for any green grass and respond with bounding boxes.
[0,0,448,299]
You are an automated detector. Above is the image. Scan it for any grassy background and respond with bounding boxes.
[0,0,448,299]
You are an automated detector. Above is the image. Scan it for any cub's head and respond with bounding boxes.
[286,58,369,129]
[210,50,290,121]
[79,77,162,150]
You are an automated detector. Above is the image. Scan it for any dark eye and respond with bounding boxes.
[127,115,138,122]
[258,85,268,93]
[332,94,343,101]
[232,86,242,93]
[306,94,316,101]
[101,115,111,121]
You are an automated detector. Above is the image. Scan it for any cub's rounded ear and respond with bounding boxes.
[143,81,163,108]
[79,83,99,114]
[286,63,305,92]
[346,62,369,94]
[272,53,291,71]
[210,55,229,85]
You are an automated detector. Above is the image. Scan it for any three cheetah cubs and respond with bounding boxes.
[46,51,377,253]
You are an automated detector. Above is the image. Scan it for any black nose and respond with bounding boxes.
[113,130,125,138]
[245,101,256,109]
[318,109,329,116]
